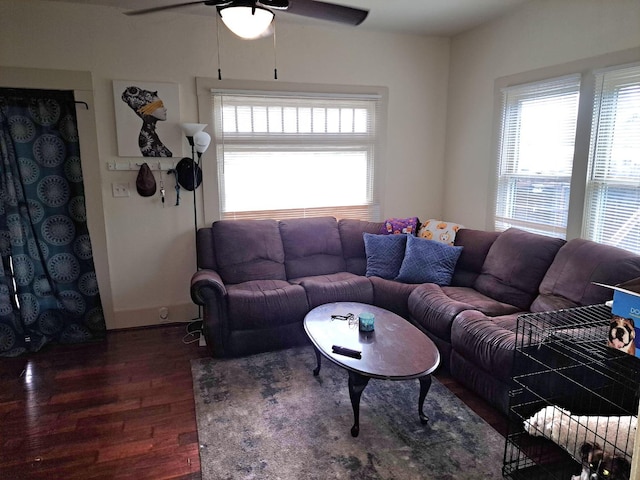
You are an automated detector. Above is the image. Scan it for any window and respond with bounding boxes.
[495,75,581,238]
[583,64,640,253]
[493,56,640,255]
[212,90,381,221]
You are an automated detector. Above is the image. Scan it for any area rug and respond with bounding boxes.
[191,346,505,479]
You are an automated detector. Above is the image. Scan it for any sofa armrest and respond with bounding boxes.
[190,269,228,356]
[191,269,227,304]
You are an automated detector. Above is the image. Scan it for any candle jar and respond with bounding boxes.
[358,312,375,332]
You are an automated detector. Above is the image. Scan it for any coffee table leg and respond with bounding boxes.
[312,346,322,376]
[348,371,370,437]
[418,375,432,424]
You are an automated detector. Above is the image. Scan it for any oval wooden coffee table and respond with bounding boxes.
[304,301,440,437]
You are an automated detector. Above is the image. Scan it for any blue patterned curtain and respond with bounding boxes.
[0,88,105,356]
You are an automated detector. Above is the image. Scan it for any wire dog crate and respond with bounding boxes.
[503,304,640,479]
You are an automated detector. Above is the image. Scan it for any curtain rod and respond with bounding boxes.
[0,88,89,109]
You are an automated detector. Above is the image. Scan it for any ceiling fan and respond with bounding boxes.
[125,0,369,39]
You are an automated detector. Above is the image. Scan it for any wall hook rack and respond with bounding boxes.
[106,160,176,172]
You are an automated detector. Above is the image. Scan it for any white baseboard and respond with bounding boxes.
[108,302,198,330]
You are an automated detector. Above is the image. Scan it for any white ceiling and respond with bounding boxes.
[38,0,531,36]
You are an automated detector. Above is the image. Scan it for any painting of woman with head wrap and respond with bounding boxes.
[113,81,180,157]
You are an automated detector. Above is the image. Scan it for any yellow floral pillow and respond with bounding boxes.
[417,219,464,246]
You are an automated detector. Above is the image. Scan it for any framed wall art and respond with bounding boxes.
[113,80,181,158]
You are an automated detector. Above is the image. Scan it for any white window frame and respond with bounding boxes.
[491,48,640,254]
[196,78,386,222]
[494,74,581,238]
[583,64,640,253]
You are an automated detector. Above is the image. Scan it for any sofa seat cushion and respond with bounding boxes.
[226,280,309,330]
[474,228,566,311]
[408,284,477,342]
[528,294,580,313]
[292,272,373,309]
[369,276,419,319]
[408,284,521,344]
[450,310,521,384]
[440,287,522,317]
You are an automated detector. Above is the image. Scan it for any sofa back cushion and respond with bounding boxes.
[212,219,286,284]
[531,238,640,312]
[197,227,217,271]
[339,219,385,275]
[451,229,500,287]
[474,228,566,310]
[279,217,346,279]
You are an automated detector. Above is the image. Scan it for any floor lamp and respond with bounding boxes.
[181,123,211,327]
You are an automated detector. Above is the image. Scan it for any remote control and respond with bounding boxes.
[332,345,362,359]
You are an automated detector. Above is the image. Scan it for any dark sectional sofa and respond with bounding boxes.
[191,216,640,414]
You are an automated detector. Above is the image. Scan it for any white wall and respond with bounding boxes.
[0,0,450,328]
[443,0,640,229]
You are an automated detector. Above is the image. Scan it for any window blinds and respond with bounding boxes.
[495,74,581,237]
[583,63,640,253]
[212,91,380,221]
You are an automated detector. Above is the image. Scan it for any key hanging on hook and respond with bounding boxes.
[167,168,180,206]
[159,163,166,207]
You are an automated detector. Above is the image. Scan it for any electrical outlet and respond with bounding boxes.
[158,307,169,322]
[112,182,130,198]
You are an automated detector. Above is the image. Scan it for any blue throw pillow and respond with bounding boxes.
[395,235,463,285]
[363,233,407,280]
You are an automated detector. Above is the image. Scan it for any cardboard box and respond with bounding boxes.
[595,278,640,358]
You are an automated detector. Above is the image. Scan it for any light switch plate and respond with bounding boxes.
[112,182,130,197]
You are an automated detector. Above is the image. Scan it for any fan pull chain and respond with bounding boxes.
[216,13,222,80]
[273,19,278,80]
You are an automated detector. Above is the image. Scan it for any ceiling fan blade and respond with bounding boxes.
[259,0,290,10]
[124,0,230,16]
[285,0,368,26]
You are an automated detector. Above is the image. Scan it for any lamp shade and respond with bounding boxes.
[194,130,211,154]
[181,123,207,137]
[219,5,274,40]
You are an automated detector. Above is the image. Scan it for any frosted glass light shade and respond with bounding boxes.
[194,131,211,154]
[181,123,207,137]
[219,6,274,40]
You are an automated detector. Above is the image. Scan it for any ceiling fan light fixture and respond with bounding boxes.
[219,5,274,39]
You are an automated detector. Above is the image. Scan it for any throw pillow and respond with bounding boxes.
[380,217,419,235]
[417,219,464,246]
[363,233,408,279]
[395,235,463,285]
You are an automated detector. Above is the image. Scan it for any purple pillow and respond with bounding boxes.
[363,233,407,279]
[380,217,419,235]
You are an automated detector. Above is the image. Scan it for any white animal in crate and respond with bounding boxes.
[523,405,636,462]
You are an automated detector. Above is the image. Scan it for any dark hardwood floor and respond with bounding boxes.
[0,324,508,479]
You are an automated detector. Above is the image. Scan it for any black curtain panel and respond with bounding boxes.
[0,88,105,356]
